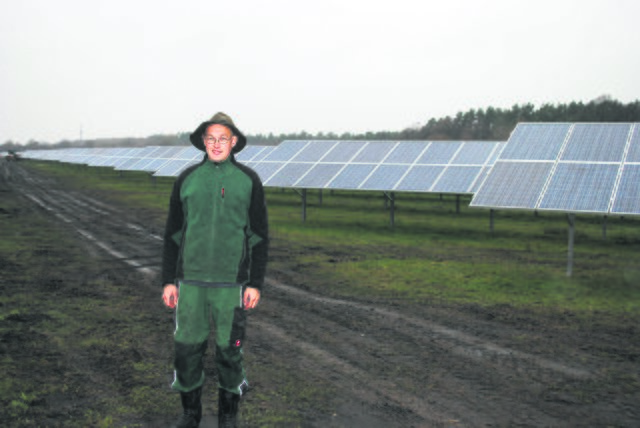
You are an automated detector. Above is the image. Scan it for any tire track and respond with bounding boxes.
[9,162,632,427]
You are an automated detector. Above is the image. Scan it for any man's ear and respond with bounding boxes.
[231,135,238,147]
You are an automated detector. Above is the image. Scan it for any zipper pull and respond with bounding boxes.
[221,187,225,199]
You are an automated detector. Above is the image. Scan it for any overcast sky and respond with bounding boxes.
[1,0,639,144]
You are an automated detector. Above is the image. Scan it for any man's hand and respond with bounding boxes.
[243,287,260,310]
[162,284,178,309]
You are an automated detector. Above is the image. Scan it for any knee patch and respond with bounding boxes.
[174,340,208,389]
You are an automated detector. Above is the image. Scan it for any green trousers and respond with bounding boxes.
[172,282,248,395]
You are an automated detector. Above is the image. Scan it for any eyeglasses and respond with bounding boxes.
[203,135,232,146]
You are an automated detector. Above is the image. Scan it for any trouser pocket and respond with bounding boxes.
[229,306,246,348]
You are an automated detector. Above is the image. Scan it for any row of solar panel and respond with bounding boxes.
[21,122,640,215]
[470,122,640,215]
[240,140,502,193]
[23,140,504,195]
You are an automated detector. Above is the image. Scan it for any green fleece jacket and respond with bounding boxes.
[161,155,268,289]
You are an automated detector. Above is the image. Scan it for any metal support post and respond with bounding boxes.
[384,192,395,228]
[301,189,307,222]
[567,213,575,277]
[489,209,495,235]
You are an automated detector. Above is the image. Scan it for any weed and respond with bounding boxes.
[85,410,115,428]
[10,391,37,416]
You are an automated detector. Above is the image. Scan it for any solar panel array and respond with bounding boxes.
[240,140,504,194]
[20,125,640,218]
[21,140,505,196]
[470,123,640,215]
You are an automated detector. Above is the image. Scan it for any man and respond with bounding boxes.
[161,112,268,428]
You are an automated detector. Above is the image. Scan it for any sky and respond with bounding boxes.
[1,0,639,144]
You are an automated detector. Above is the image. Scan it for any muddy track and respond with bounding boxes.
[6,162,639,427]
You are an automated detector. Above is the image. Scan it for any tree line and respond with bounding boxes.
[3,96,640,151]
[244,96,640,144]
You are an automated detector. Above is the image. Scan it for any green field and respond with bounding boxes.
[26,160,640,317]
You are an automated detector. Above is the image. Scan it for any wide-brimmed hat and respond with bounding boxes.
[189,112,247,153]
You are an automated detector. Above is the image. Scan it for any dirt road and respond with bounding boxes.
[2,161,639,427]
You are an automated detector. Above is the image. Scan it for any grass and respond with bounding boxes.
[267,190,640,316]
[21,160,640,318]
[4,159,640,426]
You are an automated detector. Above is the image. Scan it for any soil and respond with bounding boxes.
[1,160,639,427]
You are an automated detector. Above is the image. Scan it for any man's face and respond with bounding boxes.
[203,124,237,162]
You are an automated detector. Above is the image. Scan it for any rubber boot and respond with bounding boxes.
[172,386,202,428]
[218,388,240,428]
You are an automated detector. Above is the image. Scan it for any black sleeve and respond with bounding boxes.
[247,172,269,291]
[161,178,184,286]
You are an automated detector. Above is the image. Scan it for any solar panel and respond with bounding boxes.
[295,163,345,188]
[264,162,311,187]
[153,147,202,177]
[84,148,109,166]
[322,141,367,162]
[132,147,184,172]
[538,163,619,212]
[102,148,142,168]
[611,164,640,214]
[59,148,86,164]
[87,148,124,167]
[471,122,640,215]
[562,123,629,162]
[360,164,407,190]
[327,164,377,189]
[470,166,493,193]
[109,148,135,165]
[384,142,429,164]
[418,142,462,164]
[394,165,446,192]
[263,140,307,161]
[624,125,640,162]
[234,146,262,161]
[292,141,339,162]
[36,148,86,164]
[471,161,554,209]
[432,166,483,193]
[499,123,570,161]
[153,158,198,177]
[352,142,397,163]
[112,148,147,169]
[248,146,277,162]
[119,146,166,171]
[452,142,501,165]
[249,161,283,183]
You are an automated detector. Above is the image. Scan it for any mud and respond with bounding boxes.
[1,160,639,427]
